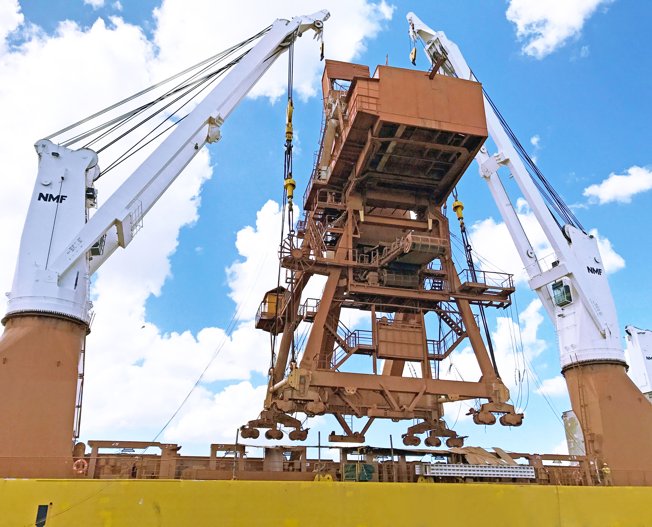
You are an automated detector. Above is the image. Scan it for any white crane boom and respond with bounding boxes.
[407,12,652,486]
[6,11,329,325]
[407,12,624,369]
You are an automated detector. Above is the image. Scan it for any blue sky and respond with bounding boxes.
[1,0,650,457]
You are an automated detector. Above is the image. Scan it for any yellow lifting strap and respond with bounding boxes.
[285,99,294,141]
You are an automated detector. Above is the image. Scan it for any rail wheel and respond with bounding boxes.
[265,428,284,440]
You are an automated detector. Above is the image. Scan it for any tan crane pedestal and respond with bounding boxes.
[564,362,652,485]
[0,315,86,477]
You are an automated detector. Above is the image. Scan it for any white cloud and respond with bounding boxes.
[436,299,548,429]
[506,0,612,58]
[529,134,541,163]
[583,166,652,204]
[580,45,590,58]
[0,0,22,45]
[226,200,286,321]
[0,2,393,451]
[165,382,268,444]
[590,228,625,274]
[152,0,393,101]
[552,438,569,455]
[468,198,625,282]
[113,1,123,11]
[536,375,567,396]
[468,199,550,284]
[84,0,106,9]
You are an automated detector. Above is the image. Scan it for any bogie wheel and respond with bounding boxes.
[425,435,442,448]
[240,427,253,439]
[289,429,308,441]
[446,437,464,448]
[265,428,284,440]
[402,434,421,447]
[500,413,524,427]
[473,411,496,426]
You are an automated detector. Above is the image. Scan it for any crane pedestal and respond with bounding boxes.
[0,315,86,477]
[563,361,652,485]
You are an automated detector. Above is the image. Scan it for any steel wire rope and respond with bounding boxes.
[506,300,526,411]
[284,35,298,366]
[268,192,287,370]
[450,220,549,415]
[511,293,532,413]
[145,247,271,450]
[451,187,500,377]
[449,214,536,413]
[51,32,265,194]
[449,214,544,416]
[414,34,582,232]
[81,57,240,153]
[85,34,259,151]
[522,352,564,426]
[268,38,297,371]
[480,89,584,231]
[448,214,534,409]
[46,26,271,144]
[95,54,246,180]
[60,66,231,150]
[452,228,527,410]
[94,52,248,165]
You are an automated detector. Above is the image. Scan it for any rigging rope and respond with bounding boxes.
[94,52,249,180]
[283,35,298,365]
[451,188,500,377]
[413,34,584,233]
[46,26,270,143]
[44,26,271,189]
[269,32,298,373]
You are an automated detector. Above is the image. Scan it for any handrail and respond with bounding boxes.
[458,268,514,289]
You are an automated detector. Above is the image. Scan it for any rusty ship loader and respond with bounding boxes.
[0,8,650,527]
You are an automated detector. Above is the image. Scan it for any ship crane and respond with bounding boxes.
[407,12,652,486]
[0,10,329,478]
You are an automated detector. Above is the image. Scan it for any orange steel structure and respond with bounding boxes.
[244,61,523,445]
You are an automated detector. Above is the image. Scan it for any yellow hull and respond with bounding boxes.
[1,479,650,526]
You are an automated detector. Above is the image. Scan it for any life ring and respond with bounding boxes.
[73,458,88,474]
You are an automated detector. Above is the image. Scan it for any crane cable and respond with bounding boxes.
[411,34,584,233]
[451,188,500,377]
[44,27,271,187]
[269,32,298,372]
[47,27,270,147]
[284,34,298,365]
